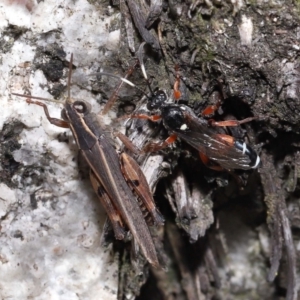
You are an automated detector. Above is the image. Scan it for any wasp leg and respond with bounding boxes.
[199,152,224,171]
[143,133,177,152]
[201,99,222,116]
[173,65,181,100]
[102,60,139,115]
[117,113,162,122]
[120,153,164,226]
[208,117,256,127]
[130,113,162,122]
[214,134,235,145]
[201,103,221,116]
[201,80,226,116]
[89,169,126,240]
[26,99,70,128]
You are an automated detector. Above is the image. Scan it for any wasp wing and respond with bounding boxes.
[175,108,255,170]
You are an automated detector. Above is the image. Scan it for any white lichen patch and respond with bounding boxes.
[0,182,118,299]
[0,183,17,217]
[238,15,253,46]
[0,0,121,299]
[217,210,274,297]
[230,0,244,15]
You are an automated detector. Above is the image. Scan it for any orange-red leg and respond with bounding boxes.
[199,152,223,171]
[173,65,181,100]
[201,79,225,116]
[208,117,256,127]
[129,113,162,122]
[215,134,235,145]
[201,99,222,116]
[143,134,177,152]
[26,99,70,128]
[117,113,162,122]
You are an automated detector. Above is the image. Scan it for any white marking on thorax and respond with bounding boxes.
[180,124,188,131]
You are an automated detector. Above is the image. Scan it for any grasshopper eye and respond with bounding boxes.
[73,101,88,114]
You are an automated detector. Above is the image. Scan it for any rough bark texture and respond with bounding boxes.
[118,1,300,299]
[1,0,300,300]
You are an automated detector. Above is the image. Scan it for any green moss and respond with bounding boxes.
[295,0,300,12]
[188,91,204,104]
[196,13,206,29]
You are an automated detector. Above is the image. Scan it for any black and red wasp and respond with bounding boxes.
[99,43,260,171]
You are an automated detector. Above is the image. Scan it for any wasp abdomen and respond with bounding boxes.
[234,140,260,168]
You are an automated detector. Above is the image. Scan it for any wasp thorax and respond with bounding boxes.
[161,106,185,130]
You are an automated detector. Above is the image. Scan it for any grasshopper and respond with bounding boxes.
[12,54,164,267]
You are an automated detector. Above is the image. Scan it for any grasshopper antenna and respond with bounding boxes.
[11,93,61,104]
[12,54,75,105]
[67,53,73,102]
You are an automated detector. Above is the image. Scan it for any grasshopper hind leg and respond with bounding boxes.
[120,153,164,226]
[90,170,126,240]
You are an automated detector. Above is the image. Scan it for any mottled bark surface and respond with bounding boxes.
[117,1,300,300]
[1,0,300,300]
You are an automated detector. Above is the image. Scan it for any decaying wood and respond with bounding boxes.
[259,151,297,300]
[165,170,214,242]
[120,0,136,53]
[3,0,300,299]
[116,1,300,299]
[145,0,163,29]
[125,0,161,53]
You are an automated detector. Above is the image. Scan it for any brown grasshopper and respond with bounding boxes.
[12,54,164,267]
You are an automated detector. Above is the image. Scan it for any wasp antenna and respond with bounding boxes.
[95,72,136,87]
[67,53,73,101]
[121,77,135,87]
[137,43,148,80]
[94,72,151,100]
[136,42,154,95]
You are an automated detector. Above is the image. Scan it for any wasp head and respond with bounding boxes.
[147,90,167,111]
